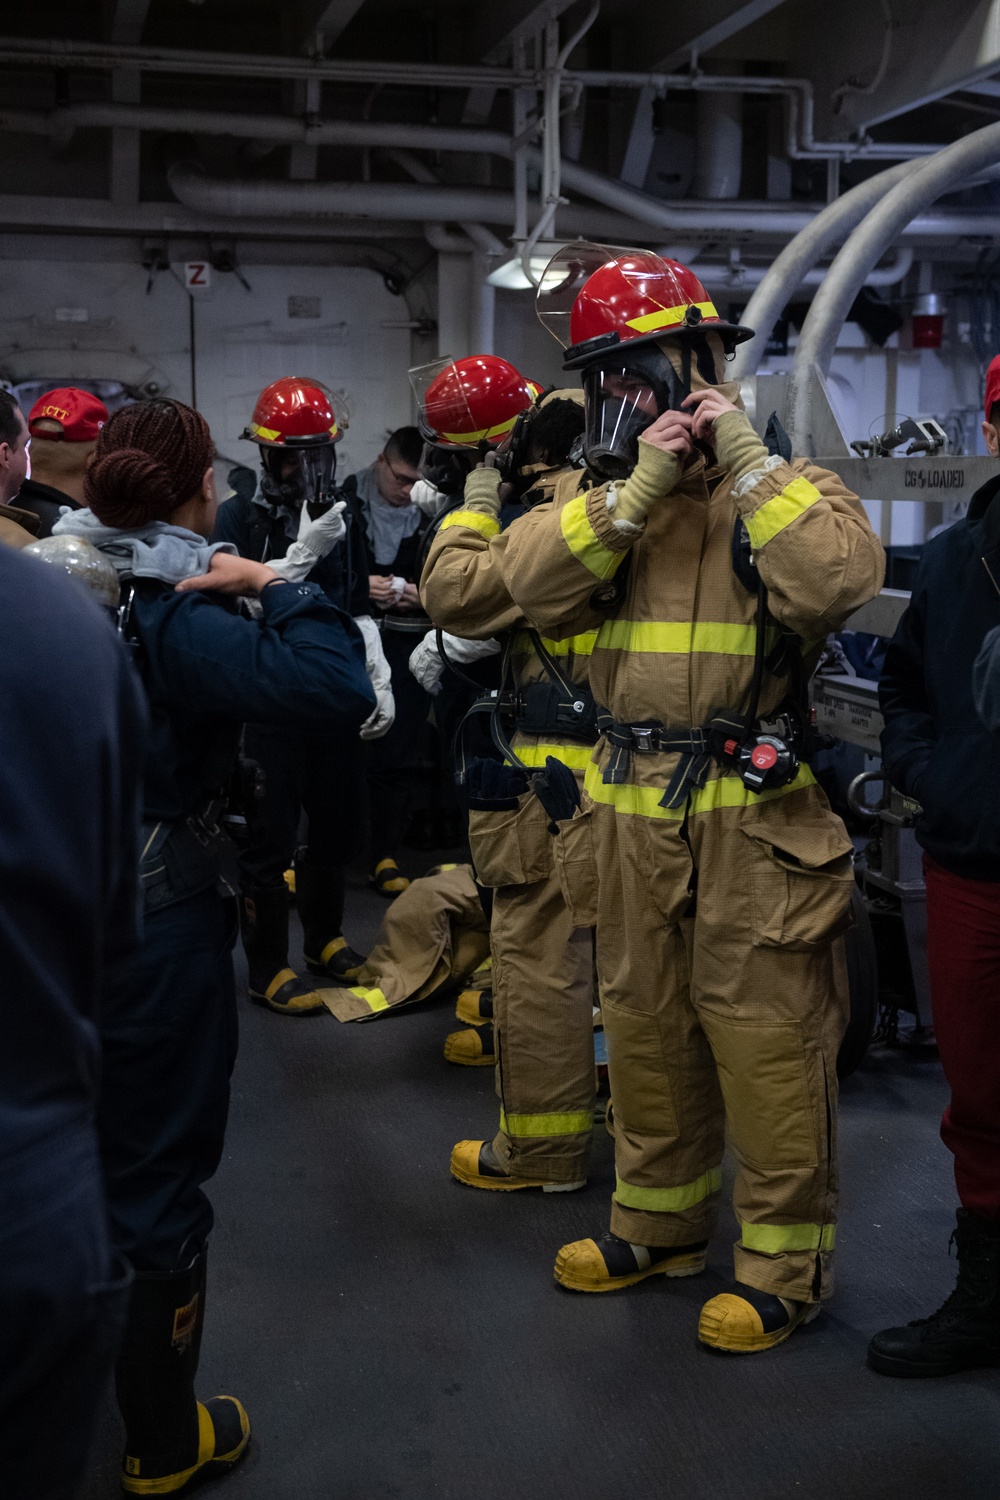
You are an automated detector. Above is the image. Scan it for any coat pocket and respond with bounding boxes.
[741,810,855,951]
[469,792,553,889]
[552,806,600,928]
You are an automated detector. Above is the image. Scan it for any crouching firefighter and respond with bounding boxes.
[53,396,374,1492]
[499,244,885,1352]
[417,380,605,1193]
[212,377,395,1014]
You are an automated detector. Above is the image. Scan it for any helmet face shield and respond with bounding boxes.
[259,441,338,508]
[581,351,689,480]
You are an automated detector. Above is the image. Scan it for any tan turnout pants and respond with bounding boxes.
[578,781,853,1302]
[469,788,596,1184]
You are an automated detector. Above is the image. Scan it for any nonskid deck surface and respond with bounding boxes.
[84,865,996,1500]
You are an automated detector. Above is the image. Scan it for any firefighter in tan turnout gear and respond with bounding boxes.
[418,372,599,1192]
[499,244,885,1353]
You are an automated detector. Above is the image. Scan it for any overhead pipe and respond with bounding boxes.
[731,160,924,378]
[789,120,1000,453]
[0,36,944,161]
[693,246,913,292]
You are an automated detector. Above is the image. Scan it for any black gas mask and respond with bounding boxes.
[418,442,474,499]
[259,442,338,513]
[578,334,721,481]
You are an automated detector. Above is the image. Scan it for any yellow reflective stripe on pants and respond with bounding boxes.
[739,1220,836,1254]
[614,1166,722,1213]
[347,986,389,1013]
[560,494,625,580]
[584,759,816,820]
[745,476,822,550]
[509,742,593,771]
[438,509,501,540]
[511,628,600,657]
[500,1108,593,1137]
[595,619,778,657]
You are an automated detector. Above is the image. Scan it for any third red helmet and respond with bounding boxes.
[411,355,541,449]
[244,375,343,447]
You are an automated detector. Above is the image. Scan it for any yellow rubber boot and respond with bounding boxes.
[443,1025,496,1066]
[371,858,410,897]
[450,1140,585,1193]
[122,1399,250,1495]
[554,1231,707,1292]
[698,1284,822,1353]
[454,986,493,1026]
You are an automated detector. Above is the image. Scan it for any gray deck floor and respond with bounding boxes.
[84,868,1000,1500]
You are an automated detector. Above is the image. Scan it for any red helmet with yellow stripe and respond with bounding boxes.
[244,375,343,447]
[242,376,345,508]
[411,355,541,450]
[563,250,752,368]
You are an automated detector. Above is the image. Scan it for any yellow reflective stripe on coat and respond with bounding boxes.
[625,299,718,335]
[511,628,600,658]
[595,619,778,657]
[347,985,389,1013]
[745,477,822,550]
[614,1166,722,1212]
[510,742,593,771]
[584,759,816,820]
[500,1108,593,1137]
[560,494,625,580]
[438,509,501,540]
[739,1220,836,1254]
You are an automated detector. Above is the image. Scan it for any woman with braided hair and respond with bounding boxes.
[53,397,374,1495]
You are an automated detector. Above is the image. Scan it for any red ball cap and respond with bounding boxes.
[420,355,539,449]
[28,387,108,442]
[246,376,342,447]
[984,354,1000,422]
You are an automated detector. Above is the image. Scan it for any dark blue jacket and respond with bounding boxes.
[128,578,376,821]
[212,491,370,616]
[880,473,1000,880]
[0,548,147,1159]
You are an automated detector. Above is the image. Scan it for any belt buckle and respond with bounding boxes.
[632,726,657,754]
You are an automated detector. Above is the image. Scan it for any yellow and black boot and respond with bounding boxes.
[554,1232,708,1292]
[116,1252,250,1495]
[371,857,410,898]
[455,986,493,1026]
[240,888,328,1016]
[295,859,366,983]
[451,1140,586,1194]
[443,1024,496,1066]
[698,1284,821,1353]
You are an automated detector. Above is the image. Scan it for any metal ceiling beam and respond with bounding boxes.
[481,1,579,65]
[652,0,791,72]
[290,0,368,51]
[108,0,154,47]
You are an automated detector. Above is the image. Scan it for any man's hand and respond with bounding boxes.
[637,408,695,460]
[176,552,280,596]
[395,581,421,611]
[368,573,396,607]
[681,388,740,443]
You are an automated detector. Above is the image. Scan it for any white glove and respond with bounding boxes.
[355,614,396,740]
[411,478,449,517]
[409,628,501,696]
[267,501,347,582]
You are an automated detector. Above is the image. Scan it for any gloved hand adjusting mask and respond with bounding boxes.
[259,442,338,513]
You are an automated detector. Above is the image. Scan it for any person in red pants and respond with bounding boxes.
[872,355,1000,1377]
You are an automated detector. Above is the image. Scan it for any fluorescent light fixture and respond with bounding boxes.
[486,242,566,290]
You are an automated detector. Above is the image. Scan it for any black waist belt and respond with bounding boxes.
[597,706,808,811]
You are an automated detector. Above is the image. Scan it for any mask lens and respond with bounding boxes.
[583,367,660,479]
[260,444,337,505]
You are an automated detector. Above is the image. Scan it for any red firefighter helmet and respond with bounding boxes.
[536,241,753,369]
[411,355,541,450]
[243,375,343,447]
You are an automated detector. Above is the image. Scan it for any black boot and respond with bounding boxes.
[868,1209,1000,1377]
[240,887,328,1016]
[295,860,365,982]
[116,1251,250,1494]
